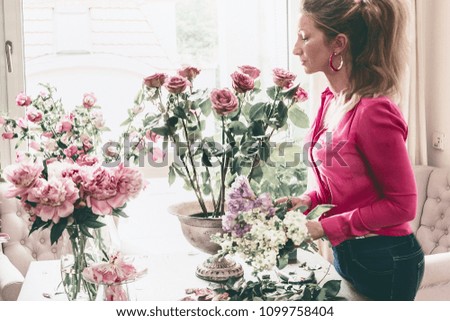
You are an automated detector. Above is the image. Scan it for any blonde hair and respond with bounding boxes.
[302,0,409,128]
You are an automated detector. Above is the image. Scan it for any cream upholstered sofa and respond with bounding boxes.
[1,166,450,300]
[317,165,450,301]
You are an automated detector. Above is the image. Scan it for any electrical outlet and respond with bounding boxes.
[432,131,445,151]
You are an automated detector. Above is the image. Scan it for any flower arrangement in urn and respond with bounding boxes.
[0,86,145,300]
[106,65,310,218]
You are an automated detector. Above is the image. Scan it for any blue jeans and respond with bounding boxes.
[332,234,425,300]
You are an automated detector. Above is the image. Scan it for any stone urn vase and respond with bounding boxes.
[168,200,244,282]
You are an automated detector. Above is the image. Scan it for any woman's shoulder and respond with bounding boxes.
[356,96,404,119]
[354,96,407,135]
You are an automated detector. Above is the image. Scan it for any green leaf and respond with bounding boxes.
[151,126,169,136]
[168,165,176,185]
[266,86,278,100]
[288,107,310,128]
[120,117,133,127]
[173,104,188,119]
[83,220,106,229]
[322,280,341,298]
[306,204,335,220]
[249,102,267,121]
[228,121,248,135]
[79,224,94,238]
[50,219,68,245]
[277,253,289,270]
[199,97,212,116]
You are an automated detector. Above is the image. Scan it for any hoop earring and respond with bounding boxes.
[329,53,343,72]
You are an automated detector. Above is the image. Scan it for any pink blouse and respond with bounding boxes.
[304,88,416,246]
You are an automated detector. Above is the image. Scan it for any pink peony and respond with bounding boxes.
[177,66,201,81]
[238,65,261,79]
[4,161,44,198]
[115,164,145,199]
[16,92,32,107]
[294,86,309,103]
[210,88,239,116]
[164,76,190,94]
[82,167,125,215]
[26,106,43,123]
[231,71,254,93]
[143,73,167,88]
[272,68,297,88]
[57,114,74,133]
[82,92,97,109]
[41,132,53,138]
[27,177,79,223]
[104,285,129,301]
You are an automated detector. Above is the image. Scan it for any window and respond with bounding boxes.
[1,0,312,170]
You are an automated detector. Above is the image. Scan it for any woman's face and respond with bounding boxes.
[293,15,333,74]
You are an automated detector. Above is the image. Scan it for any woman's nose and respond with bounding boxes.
[293,39,302,56]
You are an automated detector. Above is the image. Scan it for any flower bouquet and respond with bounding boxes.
[82,251,147,301]
[212,175,334,272]
[105,65,310,218]
[1,87,145,300]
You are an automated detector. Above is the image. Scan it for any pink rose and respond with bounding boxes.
[2,132,14,139]
[164,76,190,94]
[145,130,160,143]
[149,147,165,163]
[64,145,79,158]
[231,71,254,93]
[4,161,44,198]
[57,115,73,133]
[41,132,53,138]
[177,66,201,81]
[27,177,79,223]
[105,145,119,158]
[272,68,297,88]
[16,92,32,107]
[82,93,97,109]
[294,86,309,103]
[76,154,98,166]
[30,141,41,151]
[143,73,167,88]
[17,118,28,129]
[26,106,43,123]
[238,65,261,79]
[210,88,239,116]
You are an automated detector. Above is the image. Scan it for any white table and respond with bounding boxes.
[17,250,366,301]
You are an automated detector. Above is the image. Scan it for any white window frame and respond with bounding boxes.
[1,0,26,168]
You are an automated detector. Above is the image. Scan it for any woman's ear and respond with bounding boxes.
[333,33,349,54]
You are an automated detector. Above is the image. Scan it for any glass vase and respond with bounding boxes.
[60,224,104,301]
[102,283,132,301]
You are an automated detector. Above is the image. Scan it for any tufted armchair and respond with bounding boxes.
[411,165,450,300]
[0,182,65,300]
[316,165,450,300]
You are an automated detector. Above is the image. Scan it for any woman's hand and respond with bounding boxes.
[306,220,325,240]
[275,195,312,211]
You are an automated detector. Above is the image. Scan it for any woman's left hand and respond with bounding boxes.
[306,221,325,240]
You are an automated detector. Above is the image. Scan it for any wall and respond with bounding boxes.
[423,0,450,167]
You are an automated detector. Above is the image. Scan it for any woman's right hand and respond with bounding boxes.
[275,195,311,211]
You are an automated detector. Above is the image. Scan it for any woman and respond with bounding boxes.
[282,0,424,300]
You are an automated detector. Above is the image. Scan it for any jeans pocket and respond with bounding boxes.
[391,247,425,300]
[351,250,394,275]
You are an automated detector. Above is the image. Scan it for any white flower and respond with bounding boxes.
[284,211,310,245]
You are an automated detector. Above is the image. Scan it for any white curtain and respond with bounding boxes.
[400,0,428,166]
